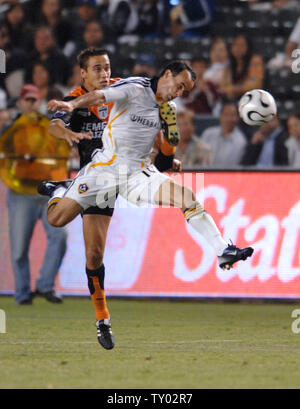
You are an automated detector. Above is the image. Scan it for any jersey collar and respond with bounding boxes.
[150,76,158,94]
[81,85,89,93]
[151,76,164,104]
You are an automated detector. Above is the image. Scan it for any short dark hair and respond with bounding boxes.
[158,60,196,83]
[77,47,109,70]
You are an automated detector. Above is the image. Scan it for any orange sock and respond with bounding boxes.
[86,265,109,321]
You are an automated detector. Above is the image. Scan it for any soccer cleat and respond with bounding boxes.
[96,318,115,350]
[37,180,72,197]
[218,242,254,270]
[159,101,180,146]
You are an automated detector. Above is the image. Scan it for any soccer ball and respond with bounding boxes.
[238,89,277,126]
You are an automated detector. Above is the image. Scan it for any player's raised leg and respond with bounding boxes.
[83,214,114,349]
[38,180,83,226]
[154,179,253,269]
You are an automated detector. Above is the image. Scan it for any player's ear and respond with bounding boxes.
[163,69,172,79]
[81,68,87,80]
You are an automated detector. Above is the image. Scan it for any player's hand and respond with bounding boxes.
[47,99,74,112]
[65,130,92,147]
[172,158,182,172]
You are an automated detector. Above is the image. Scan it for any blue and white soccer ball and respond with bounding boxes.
[238,89,277,126]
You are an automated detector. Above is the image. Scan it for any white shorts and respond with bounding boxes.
[64,153,170,210]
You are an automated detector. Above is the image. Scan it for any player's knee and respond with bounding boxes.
[182,186,196,208]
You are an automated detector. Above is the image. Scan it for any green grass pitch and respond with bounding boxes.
[0,296,300,389]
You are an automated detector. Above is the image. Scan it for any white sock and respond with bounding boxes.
[184,204,227,256]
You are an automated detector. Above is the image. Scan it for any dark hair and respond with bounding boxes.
[230,35,253,83]
[34,24,54,36]
[31,59,54,84]
[85,19,103,29]
[158,60,196,83]
[77,47,109,70]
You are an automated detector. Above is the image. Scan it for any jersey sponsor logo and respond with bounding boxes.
[78,183,89,194]
[97,105,108,120]
[130,114,160,129]
[53,110,67,118]
[80,121,106,138]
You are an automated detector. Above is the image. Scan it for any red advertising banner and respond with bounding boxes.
[1,171,300,298]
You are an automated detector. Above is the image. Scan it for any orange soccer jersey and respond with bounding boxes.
[67,77,121,122]
[54,78,121,167]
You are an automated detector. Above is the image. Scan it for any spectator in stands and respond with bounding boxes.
[135,0,159,38]
[0,23,26,98]
[240,116,288,166]
[175,110,212,166]
[203,37,229,88]
[71,0,100,45]
[0,109,10,132]
[77,0,99,23]
[26,26,71,85]
[180,57,219,114]
[84,20,104,46]
[169,0,215,38]
[132,54,157,78]
[284,16,300,69]
[2,3,29,49]
[98,0,139,42]
[199,102,247,167]
[31,61,64,117]
[220,35,265,101]
[0,84,69,305]
[285,112,300,167]
[70,21,115,63]
[268,14,300,71]
[37,0,74,51]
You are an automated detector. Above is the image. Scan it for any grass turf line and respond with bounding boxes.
[0,296,300,388]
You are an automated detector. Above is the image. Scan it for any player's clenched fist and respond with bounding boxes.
[47,99,74,112]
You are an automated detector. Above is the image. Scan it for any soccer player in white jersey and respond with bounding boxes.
[41,61,253,342]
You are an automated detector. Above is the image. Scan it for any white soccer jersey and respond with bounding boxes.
[97,77,162,172]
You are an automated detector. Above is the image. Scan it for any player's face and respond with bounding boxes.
[158,69,195,102]
[81,54,111,91]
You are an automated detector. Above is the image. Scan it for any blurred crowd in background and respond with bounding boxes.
[1,0,300,169]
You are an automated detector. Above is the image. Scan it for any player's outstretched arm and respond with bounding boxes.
[48,90,106,112]
[49,119,92,147]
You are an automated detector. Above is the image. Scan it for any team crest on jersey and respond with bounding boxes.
[78,183,89,194]
[53,110,66,118]
[97,105,108,119]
